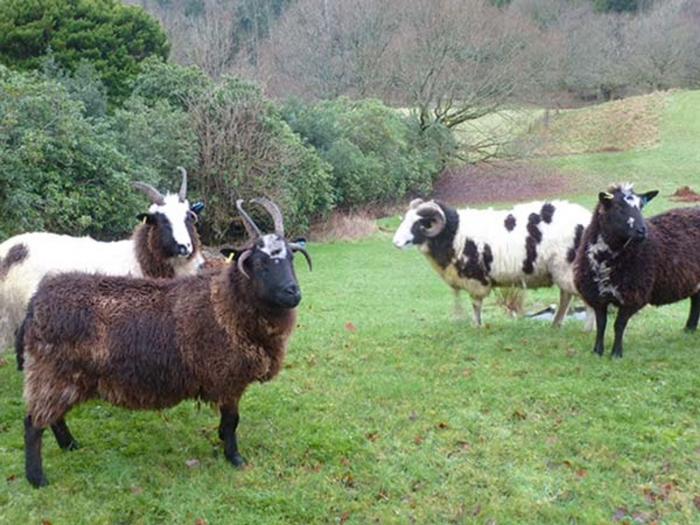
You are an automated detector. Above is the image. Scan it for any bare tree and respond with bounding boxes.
[258,0,397,99]
[625,0,700,90]
[387,0,538,130]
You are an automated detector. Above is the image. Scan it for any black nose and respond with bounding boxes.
[281,284,301,306]
[635,226,647,239]
[178,245,189,256]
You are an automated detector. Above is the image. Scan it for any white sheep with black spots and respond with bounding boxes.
[393,198,592,328]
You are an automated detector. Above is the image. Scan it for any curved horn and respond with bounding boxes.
[252,197,284,236]
[236,199,262,239]
[416,202,446,238]
[132,181,165,206]
[409,198,424,209]
[177,167,187,202]
[237,249,253,279]
[289,243,312,272]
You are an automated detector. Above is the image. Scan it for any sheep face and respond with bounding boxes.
[223,234,309,309]
[597,185,658,245]
[137,194,200,258]
[393,199,446,249]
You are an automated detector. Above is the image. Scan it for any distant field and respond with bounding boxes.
[1,91,699,524]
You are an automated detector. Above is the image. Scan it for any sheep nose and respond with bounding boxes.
[635,226,647,238]
[282,284,301,304]
[284,284,300,297]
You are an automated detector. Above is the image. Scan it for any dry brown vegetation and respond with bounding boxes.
[308,210,378,242]
[531,91,669,157]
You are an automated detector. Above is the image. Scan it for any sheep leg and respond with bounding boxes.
[219,405,246,468]
[24,415,48,488]
[593,307,608,356]
[611,307,636,359]
[452,288,466,321]
[685,293,700,332]
[51,418,80,451]
[552,289,573,327]
[471,297,483,327]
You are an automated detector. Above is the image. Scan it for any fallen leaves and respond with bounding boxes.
[0,357,7,368]
[185,459,201,469]
[344,322,357,333]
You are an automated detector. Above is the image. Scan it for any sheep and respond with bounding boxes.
[574,183,700,358]
[17,197,312,487]
[393,198,592,327]
[0,168,204,353]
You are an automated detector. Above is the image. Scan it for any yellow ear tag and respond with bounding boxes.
[142,216,147,225]
[226,253,235,263]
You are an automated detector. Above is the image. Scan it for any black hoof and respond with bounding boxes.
[27,474,48,488]
[684,326,697,333]
[62,440,80,451]
[227,453,246,468]
[611,352,623,359]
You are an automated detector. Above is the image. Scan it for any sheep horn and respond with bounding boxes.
[236,199,262,239]
[177,167,187,202]
[416,202,446,238]
[409,198,424,209]
[252,197,284,236]
[132,181,166,206]
[237,249,253,279]
[289,243,312,271]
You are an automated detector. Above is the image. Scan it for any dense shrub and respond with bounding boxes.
[0,65,196,241]
[130,58,209,111]
[186,77,333,241]
[0,67,143,240]
[0,0,169,103]
[281,98,456,208]
[108,96,198,185]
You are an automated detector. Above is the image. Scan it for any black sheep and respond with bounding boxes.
[574,183,700,358]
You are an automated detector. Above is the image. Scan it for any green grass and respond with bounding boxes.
[2,91,700,524]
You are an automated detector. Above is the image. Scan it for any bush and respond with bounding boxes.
[0,0,169,103]
[130,58,209,112]
[108,96,199,186]
[0,66,144,240]
[187,77,333,241]
[282,97,456,208]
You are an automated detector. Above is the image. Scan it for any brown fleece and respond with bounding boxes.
[23,264,296,428]
[0,243,28,280]
[575,206,700,310]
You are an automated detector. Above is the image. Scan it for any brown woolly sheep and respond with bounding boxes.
[17,198,311,487]
[574,183,700,358]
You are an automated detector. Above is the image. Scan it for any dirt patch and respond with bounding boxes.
[432,162,577,206]
[670,186,700,202]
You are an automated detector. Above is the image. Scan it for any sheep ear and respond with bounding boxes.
[640,190,658,206]
[220,248,239,262]
[598,192,614,205]
[190,201,205,215]
[137,213,155,225]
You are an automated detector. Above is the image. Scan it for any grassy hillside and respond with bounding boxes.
[548,90,700,212]
[1,91,699,524]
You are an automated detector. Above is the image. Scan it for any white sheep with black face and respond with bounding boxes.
[0,168,205,352]
[393,198,593,328]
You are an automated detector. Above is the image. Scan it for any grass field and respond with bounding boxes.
[1,91,699,524]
